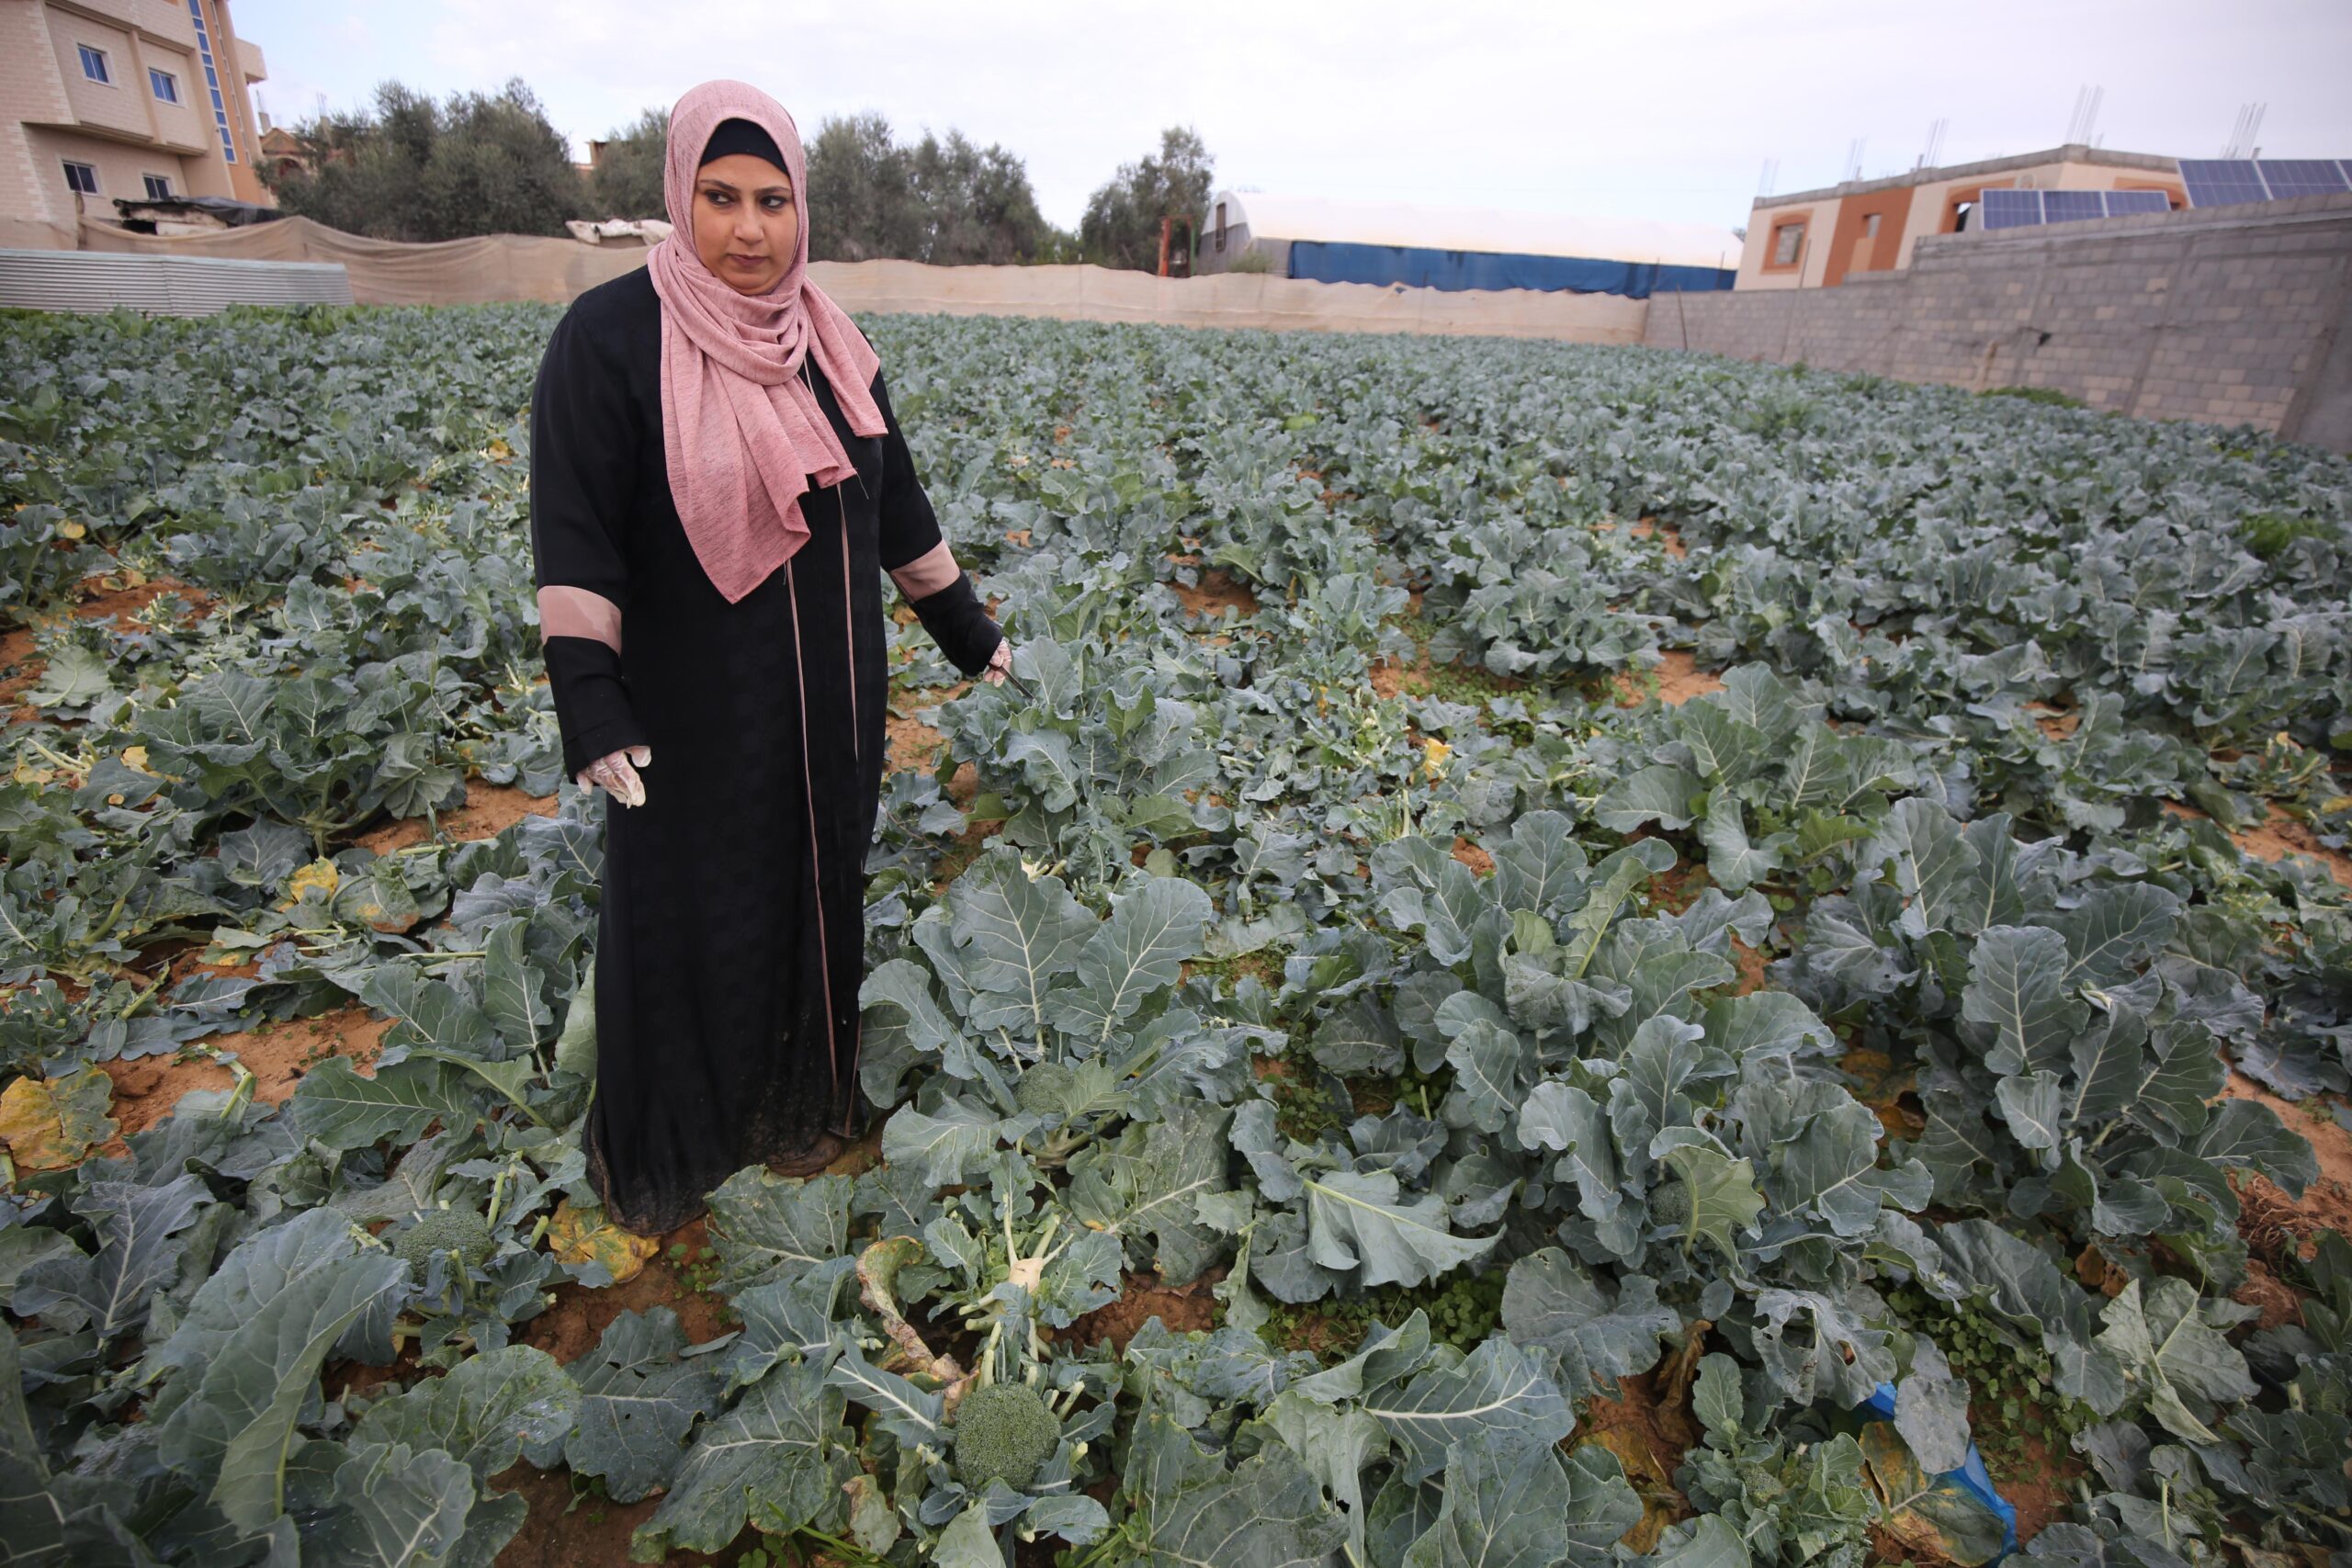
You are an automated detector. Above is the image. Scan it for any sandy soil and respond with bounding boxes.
[1450,837,1494,875]
[1727,935,1767,996]
[520,1217,731,1364]
[1975,1426,2082,1548]
[2233,807,2352,890]
[1047,1267,1225,1357]
[1642,854,1707,916]
[2224,1072,2352,1269]
[1629,518,1689,559]
[354,779,559,854]
[485,1461,749,1568]
[1615,650,1726,708]
[884,683,967,776]
[5,573,218,721]
[886,713,946,774]
[2162,799,2352,890]
[2024,703,2081,740]
[1168,568,1259,620]
[96,1001,392,1151]
[1654,651,1726,705]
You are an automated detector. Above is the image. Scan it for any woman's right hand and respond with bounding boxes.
[577,744,650,807]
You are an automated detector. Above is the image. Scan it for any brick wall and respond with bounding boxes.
[0,1,74,240]
[1645,193,2352,452]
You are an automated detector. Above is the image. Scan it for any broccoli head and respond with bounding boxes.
[393,1208,495,1284]
[1012,1059,1076,1116]
[953,1381,1062,1492]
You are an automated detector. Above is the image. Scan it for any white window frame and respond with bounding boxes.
[150,67,181,104]
[77,44,114,85]
[143,173,175,199]
[63,160,100,196]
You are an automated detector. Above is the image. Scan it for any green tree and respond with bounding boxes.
[805,112,1071,265]
[1079,126,1214,273]
[586,107,668,220]
[263,77,582,241]
[805,111,923,263]
[908,130,1058,265]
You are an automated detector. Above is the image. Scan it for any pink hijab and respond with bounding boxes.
[647,80,888,604]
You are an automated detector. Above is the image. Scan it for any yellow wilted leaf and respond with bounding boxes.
[57,520,86,540]
[2324,795,2352,814]
[121,745,148,771]
[1421,738,1451,781]
[0,1067,118,1176]
[287,859,341,899]
[484,438,513,461]
[546,1199,660,1282]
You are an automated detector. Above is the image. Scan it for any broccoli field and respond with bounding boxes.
[3,300,2351,1568]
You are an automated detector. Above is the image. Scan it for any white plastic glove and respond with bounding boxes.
[577,744,650,807]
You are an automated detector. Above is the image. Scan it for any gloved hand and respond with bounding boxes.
[577,744,650,807]
[980,637,1012,687]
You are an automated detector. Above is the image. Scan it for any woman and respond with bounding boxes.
[528,79,1010,1236]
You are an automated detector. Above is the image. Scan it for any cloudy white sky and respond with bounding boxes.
[239,0,2352,233]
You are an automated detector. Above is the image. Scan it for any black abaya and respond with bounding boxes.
[528,267,1002,1235]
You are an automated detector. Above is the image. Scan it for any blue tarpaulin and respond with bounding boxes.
[1287,239,1735,299]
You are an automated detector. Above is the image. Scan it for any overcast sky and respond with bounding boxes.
[238,0,2352,234]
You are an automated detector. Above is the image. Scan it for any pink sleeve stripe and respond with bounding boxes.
[537,585,623,653]
[888,540,963,600]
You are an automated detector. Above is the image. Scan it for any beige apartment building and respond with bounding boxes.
[1736,144,2188,290]
[0,0,271,248]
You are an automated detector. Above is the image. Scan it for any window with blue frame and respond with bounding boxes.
[77,44,112,85]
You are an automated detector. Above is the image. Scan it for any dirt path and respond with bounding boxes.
[1168,568,1259,619]
[4,575,218,722]
[2225,1072,2352,1260]
[97,1002,392,1150]
[1615,650,1725,708]
[2232,807,2352,890]
[2164,800,2352,890]
[353,779,559,854]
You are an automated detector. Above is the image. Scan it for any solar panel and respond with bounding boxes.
[2102,190,2174,217]
[2043,190,2106,223]
[1977,189,2044,230]
[2256,159,2352,197]
[2178,159,2271,207]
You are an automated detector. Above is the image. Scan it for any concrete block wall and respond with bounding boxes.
[1645,193,2352,453]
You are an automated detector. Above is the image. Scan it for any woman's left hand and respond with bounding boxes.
[979,636,1012,686]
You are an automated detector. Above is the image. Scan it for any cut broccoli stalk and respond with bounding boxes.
[952,1382,1062,1493]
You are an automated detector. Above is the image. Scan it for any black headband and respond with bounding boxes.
[698,117,787,175]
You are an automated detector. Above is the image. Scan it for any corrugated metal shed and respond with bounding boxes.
[0,249,354,315]
[1210,192,1741,270]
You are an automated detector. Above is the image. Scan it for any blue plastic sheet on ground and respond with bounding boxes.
[1865,1381,2019,1562]
[1284,240,1736,299]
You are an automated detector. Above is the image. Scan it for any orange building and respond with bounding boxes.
[1,0,273,248]
[1736,143,2187,290]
